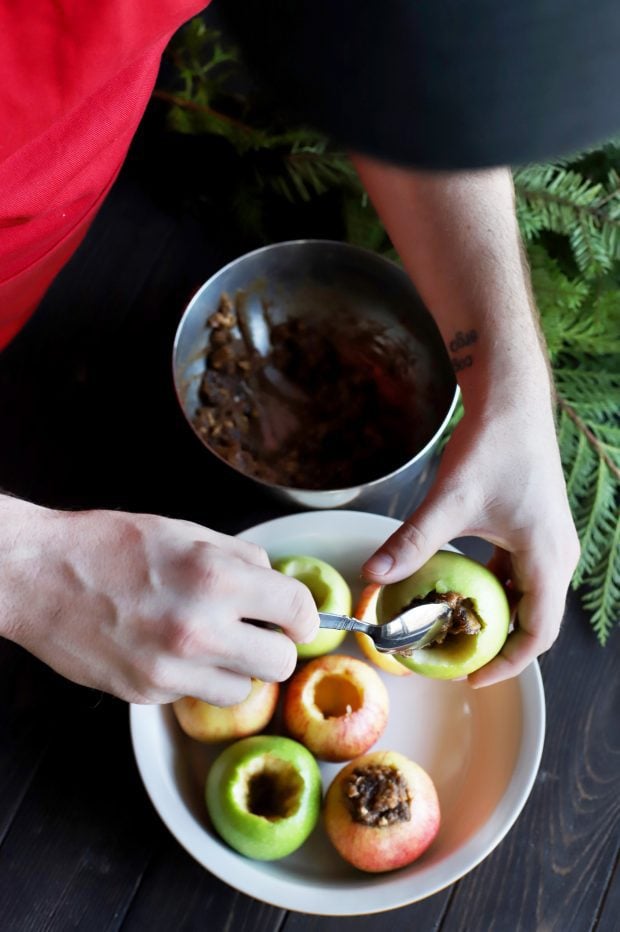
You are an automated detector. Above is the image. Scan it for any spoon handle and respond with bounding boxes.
[318,612,381,636]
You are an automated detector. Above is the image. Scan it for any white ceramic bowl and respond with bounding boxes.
[130,511,545,916]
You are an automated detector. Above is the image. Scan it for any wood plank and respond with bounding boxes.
[0,642,57,845]
[439,592,620,932]
[281,889,453,931]
[0,695,163,932]
[120,838,285,932]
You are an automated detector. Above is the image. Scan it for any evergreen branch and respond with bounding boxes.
[515,168,620,227]
[557,397,620,481]
[565,429,594,499]
[152,89,259,139]
[580,517,620,645]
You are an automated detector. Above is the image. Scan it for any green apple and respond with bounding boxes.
[377,551,510,679]
[205,735,322,860]
[272,555,352,658]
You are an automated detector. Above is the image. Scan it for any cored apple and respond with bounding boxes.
[353,583,412,677]
[172,679,279,743]
[323,750,440,872]
[377,550,510,679]
[205,734,322,860]
[282,653,389,762]
[272,555,352,658]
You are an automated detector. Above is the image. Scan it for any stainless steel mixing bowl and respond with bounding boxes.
[173,240,458,518]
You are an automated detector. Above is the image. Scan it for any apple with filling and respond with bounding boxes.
[283,653,389,762]
[323,749,440,872]
[205,734,322,860]
[353,583,412,677]
[173,679,279,743]
[377,550,510,679]
[272,554,352,658]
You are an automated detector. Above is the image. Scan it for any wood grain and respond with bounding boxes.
[0,694,160,932]
[281,889,452,932]
[121,839,286,932]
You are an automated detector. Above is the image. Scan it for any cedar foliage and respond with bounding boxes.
[156,19,620,643]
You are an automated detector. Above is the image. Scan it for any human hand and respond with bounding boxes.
[0,499,319,705]
[362,398,580,686]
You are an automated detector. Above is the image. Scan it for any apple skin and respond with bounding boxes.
[377,550,510,679]
[205,735,322,860]
[172,679,279,743]
[323,750,440,872]
[353,583,412,677]
[283,653,389,762]
[272,555,352,658]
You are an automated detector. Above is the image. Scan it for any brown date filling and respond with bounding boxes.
[344,764,412,827]
[401,590,483,650]
[193,291,442,490]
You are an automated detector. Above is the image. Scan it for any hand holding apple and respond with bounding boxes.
[377,551,510,679]
[362,396,580,686]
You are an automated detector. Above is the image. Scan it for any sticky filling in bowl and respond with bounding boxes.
[193,291,446,489]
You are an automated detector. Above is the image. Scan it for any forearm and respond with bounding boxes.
[351,156,553,417]
[0,493,49,644]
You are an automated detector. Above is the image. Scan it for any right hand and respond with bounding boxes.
[0,498,319,705]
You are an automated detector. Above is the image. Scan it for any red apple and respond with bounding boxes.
[173,679,279,743]
[282,654,389,762]
[324,750,440,872]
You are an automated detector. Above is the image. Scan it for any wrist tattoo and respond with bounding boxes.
[449,329,478,373]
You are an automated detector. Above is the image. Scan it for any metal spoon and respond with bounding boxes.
[318,602,451,653]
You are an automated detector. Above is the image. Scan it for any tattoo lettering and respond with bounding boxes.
[449,329,478,373]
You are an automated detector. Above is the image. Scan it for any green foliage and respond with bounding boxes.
[514,165,620,278]
[156,18,619,643]
[161,20,357,202]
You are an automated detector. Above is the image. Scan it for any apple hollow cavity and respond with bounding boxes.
[313,674,363,718]
[240,756,304,821]
[283,654,389,762]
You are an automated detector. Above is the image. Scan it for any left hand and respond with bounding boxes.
[362,396,580,687]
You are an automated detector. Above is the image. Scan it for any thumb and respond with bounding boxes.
[362,487,470,583]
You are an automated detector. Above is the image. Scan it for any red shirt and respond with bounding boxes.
[0,2,209,351]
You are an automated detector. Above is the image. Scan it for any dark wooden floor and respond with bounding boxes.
[0,126,618,932]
